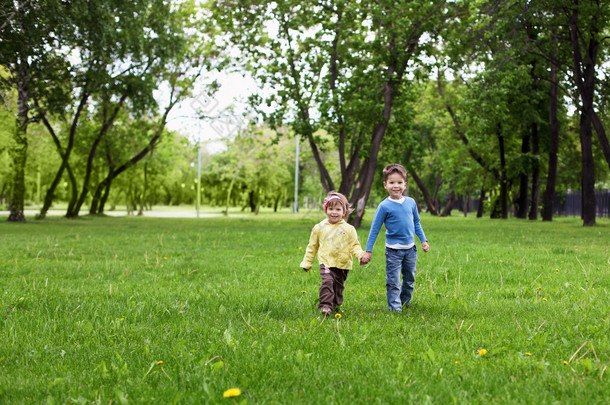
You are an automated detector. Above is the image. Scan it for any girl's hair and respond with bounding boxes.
[323,191,352,220]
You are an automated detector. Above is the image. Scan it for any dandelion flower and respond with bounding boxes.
[525,352,532,356]
[335,313,342,319]
[455,361,460,365]
[499,260,503,263]
[157,361,163,365]
[478,349,487,356]
[563,360,568,365]
[301,290,307,293]
[542,298,547,302]
[223,388,241,398]
[298,246,302,250]
[164,257,167,260]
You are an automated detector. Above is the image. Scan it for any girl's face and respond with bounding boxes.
[326,204,344,224]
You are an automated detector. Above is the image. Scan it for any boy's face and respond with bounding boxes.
[384,172,406,200]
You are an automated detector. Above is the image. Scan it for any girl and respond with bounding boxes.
[300,191,365,315]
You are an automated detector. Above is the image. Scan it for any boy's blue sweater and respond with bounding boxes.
[365,196,427,252]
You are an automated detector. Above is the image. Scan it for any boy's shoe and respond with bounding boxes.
[320,307,332,315]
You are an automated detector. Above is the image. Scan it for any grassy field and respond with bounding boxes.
[0,211,608,404]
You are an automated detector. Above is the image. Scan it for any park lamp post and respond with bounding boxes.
[294,135,299,214]
[196,143,201,218]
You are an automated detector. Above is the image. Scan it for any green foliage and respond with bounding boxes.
[0,104,14,206]
[0,214,608,402]
[201,125,298,211]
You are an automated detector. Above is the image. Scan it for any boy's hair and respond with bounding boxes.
[323,191,352,220]
[383,163,407,181]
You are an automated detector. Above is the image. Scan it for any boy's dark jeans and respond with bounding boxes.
[318,265,349,311]
[385,246,417,311]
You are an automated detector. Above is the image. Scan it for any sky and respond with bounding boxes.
[164,71,258,154]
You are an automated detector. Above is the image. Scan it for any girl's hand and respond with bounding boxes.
[360,252,372,265]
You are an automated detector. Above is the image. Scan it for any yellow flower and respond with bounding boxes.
[542,298,547,302]
[164,257,167,260]
[223,388,241,398]
[335,313,342,319]
[298,246,302,250]
[478,349,487,356]
[499,260,503,263]
[525,352,532,356]
[454,361,460,365]
[563,360,568,365]
[157,361,163,365]
[301,290,307,293]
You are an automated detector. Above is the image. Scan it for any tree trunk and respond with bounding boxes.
[97,177,113,214]
[7,66,29,222]
[591,109,610,171]
[350,74,397,229]
[528,122,540,220]
[225,161,240,215]
[89,149,113,215]
[90,104,173,215]
[68,94,127,217]
[497,124,508,219]
[38,92,88,219]
[579,110,596,226]
[138,163,148,216]
[542,33,559,222]
[516,129,530,219]
[464,195,471,217]
[440,190,455,217]
[408,168,438,215]
[477,186,485,218]
[569,7,596,226]
[89,166,112,215]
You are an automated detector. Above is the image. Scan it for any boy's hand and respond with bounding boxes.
[422,242,430,252]
[360,252,372,265]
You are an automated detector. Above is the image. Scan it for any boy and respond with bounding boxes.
[360,164,429,312]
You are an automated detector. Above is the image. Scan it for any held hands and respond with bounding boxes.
[359,252,372,265]
[422,241,430,253]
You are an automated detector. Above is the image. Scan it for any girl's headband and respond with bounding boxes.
[323,195,347,212]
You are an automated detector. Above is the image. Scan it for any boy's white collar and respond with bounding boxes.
[388,196,405,203]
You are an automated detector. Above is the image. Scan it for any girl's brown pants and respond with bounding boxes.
[318,265,349,311]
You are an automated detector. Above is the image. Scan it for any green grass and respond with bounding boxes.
[0,213,608,404]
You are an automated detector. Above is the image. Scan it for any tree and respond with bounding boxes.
[213,0,448,227]
[200,124,296,214]
[29,0,212,218]
[0,0,71,221]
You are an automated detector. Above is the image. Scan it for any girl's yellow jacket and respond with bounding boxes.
[300,219,364,270]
